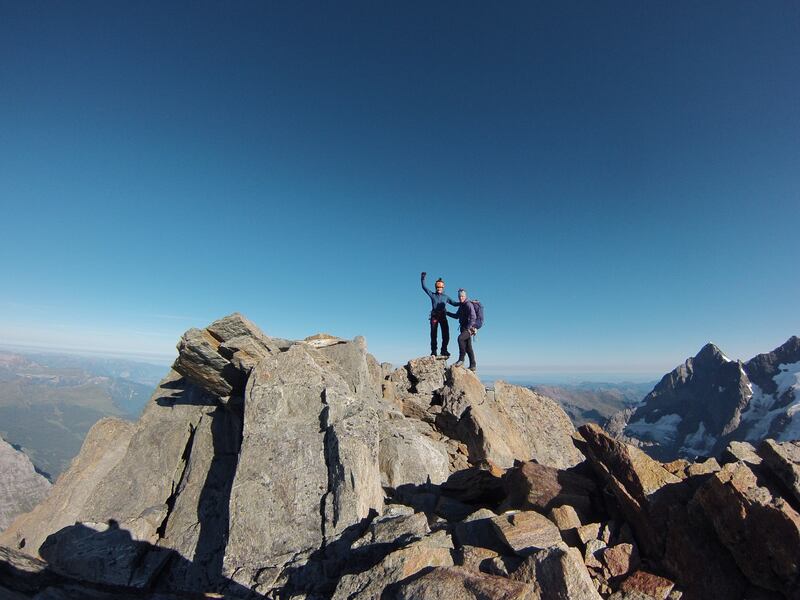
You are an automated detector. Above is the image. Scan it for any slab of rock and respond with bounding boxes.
[501,461,597,515]
[453,509,509,554]
[0,418,135,555]
[379,413,450,488]
[576,523,602,546]
[619,570,675,600]
[332,530,454,599]
[393,565,538,600]
[759,439,800,505]
[547,505,582,547]
[0,436,51,532]
[694,461,800,596]
[600,543,639,580]
[440,463,506,505]
[510,545,602,600]
[490,511,563,557]
[224,344,383,593]
[685,457,721,477]
[351,512,429,549]
[455,544,501,573]
[173,313,279,399]
[721,440,762,466]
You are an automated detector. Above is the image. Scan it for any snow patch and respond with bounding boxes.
[680,421,716,457]
[626,413,682,444]
[774,361,800,398]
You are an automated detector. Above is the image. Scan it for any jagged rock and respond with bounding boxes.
[577,423,681,558]
[224,343,383,592]
[437,370,582,469]
[694,461,800,596]
[583,539,606,570]
[619,570,675,600]
[0,436,51,532]
[758,439,800,505]
[456,544,501,573]
[331,530,454,599]
[722,440,762,466]
[392,565,537,599]
[662,459,690,479]
[0,418,135,555]
[510,545,602,599]
[490,511,563,557]
[501,461,596,515]
[406,356,447,394]
[173,313,279,399]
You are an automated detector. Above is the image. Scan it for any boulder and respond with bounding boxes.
[501,461,596,514]
[619,570,676,600]
[490,511,563,557]
[547,505,582,547]
[694,461,800,596]
[392,565,537,600]
[173,313,279,399]
[721,440,762,466]
[437,370,582,469]
[599,543,639,580]
[510,545,602,600]
[331,531,454,599]
[759,439,800,505]
[406,356,447,394]
[379,414,450,488]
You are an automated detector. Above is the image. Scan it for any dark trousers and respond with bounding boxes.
[457,330,476,367]
[430,315,450,355]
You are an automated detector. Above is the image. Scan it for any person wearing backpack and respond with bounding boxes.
[446,288,482,372]
[421,271,460,357]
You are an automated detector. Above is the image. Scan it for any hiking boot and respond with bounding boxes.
[468,365,477,372]
[430,352,437,357]
[441,352,451,358]
[453,361,464,368]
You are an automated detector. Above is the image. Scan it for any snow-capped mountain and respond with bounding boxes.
[619,336,800,460]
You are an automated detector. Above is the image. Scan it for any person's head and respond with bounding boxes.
[435,278,445,293]
[458,288,467,302]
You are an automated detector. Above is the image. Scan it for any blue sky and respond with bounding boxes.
[1,1,798,379]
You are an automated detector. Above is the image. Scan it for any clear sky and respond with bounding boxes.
[1,1,798,379]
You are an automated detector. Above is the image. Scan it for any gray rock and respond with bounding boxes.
[173,313,279,399]
[759,439,800,505]
[722,441,762,466]
[490,511,563,557]
[392,565,538,599]
[437,370,582,469]
[0,436,51,532]
[223,344,383,592]
[510,545,602,599]
[332,530,454,599]
[378,412,450,488]
[406,356,447,394]
[351,512,429,549]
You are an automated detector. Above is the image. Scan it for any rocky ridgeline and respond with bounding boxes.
[1,314,799,600]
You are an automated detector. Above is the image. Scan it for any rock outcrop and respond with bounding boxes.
[0,436,51,533]
[3,314,798,600]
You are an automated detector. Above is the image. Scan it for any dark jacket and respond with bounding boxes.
[447,301,477,332]
[421,276,460,316]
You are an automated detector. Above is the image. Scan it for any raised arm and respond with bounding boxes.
[420,272,434,299]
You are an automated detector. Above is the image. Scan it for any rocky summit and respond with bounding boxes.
[1,314,799,600]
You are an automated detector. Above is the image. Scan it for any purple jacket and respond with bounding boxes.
[447,301,477,332]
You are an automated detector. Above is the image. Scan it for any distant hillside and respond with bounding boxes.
[529,381,652,427]
[0,351,158,479]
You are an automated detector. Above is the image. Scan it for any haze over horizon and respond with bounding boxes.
[2,2,798,377]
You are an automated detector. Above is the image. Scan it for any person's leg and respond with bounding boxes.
[441,318,450,356]
[455,330,468,365]
[429,318,438,355]
[466,334,476,369]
